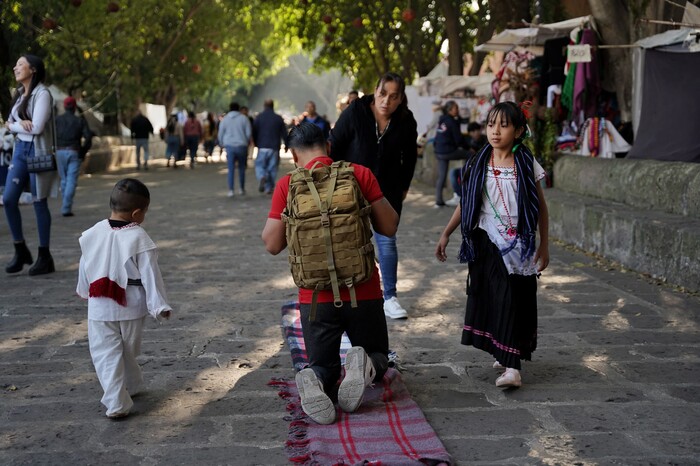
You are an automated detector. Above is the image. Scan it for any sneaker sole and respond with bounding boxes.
[338,348,368,413]
[296,369,336,424]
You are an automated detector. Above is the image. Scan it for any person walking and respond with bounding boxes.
[329,72,418,319]
[3,54,58,275]
[253,99,286,194]
[77,178,172,419]
[183,111,202,168]
[300,101,330,140]
[164,113,184,169]
[202,112,218,163]
[218,102,251,197]
[262,122,398,425]
[433,100,471,208]
[130,111,153,170]
[55,96,92,217]
[435,101,550,389]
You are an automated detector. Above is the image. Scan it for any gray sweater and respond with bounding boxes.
[218,111,251,147]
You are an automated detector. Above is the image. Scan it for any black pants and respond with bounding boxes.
[435,148,470,204]
[300,299,389,395]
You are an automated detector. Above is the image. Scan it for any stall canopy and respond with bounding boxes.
[627,28,700,162]
[475,16,596,54]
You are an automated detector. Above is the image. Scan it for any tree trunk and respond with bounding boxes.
[437,0,463,75]
[587,0,632,122]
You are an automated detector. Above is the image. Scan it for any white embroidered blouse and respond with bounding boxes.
[478,159,545,275]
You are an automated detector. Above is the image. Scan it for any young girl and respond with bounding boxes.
[435,101,549,389]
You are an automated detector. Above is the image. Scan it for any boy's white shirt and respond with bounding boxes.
[77,219,171,321]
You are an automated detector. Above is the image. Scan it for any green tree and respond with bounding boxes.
[1,0,291,129]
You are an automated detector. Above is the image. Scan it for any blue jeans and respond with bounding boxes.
[375,232,398,299]
[254,148,279,192]
[450,167,462,195]
[56,149,81,214]
[225,145,248,191]
[185,136,199,163]
[3,140,51,246]
[165,136,180,163]
[135,139,149,166]
[435,148,470,204]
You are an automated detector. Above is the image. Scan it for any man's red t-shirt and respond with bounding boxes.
[268,156,384,304]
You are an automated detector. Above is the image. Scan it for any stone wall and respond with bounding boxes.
[81,136,166,174]
[547,155,700,292]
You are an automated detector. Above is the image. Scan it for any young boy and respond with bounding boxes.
[77,178,172,419]
[262,122,398,425]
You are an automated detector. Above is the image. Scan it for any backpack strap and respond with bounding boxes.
[303,163,343,309]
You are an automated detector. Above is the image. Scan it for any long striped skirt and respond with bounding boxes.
[461,228,538,370]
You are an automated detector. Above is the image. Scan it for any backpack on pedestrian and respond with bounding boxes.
[281,160,374,319]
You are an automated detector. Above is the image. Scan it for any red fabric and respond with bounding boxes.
[269,156,384,303]
[183,119,202,137]
[89,277,126,306]
[270,369,452,466]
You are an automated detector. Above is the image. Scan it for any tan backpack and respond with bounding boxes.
[281,161,374,319]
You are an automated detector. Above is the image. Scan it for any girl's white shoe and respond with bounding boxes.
[493,360,504,369]
[496,368,522,388]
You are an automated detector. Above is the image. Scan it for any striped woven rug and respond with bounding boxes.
[271,301,452,466]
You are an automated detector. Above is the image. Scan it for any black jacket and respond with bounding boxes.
[329,95,417,216]
[253,108,286,150]
[130,114,153,139]
[434,114,465,155]
[55,111,93,157]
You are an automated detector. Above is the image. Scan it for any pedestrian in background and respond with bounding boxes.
[3,54,58,276]
[183,111,202,168]
[55,96,92,217]
[218,102,251,197]
[434,100,471,208]
[329,72,418,320]
[77,178,172,419]
[164,113,184,169]
[300,101,330,140]
[130,110,153,170]
[435,101,550,389]
[202,112,218,163]
[253,99,286,194]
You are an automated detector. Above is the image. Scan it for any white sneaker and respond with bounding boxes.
[495,368,522,388]
[444,193,460,207]
[338,347,376,413]
[227,190,234,197]
[383,297,408,319]
[295,368,336,424]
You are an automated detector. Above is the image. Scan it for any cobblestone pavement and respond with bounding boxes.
[1,156,699,465]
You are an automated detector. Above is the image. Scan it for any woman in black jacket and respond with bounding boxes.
[433,100,472,207]
[329,72,417,320]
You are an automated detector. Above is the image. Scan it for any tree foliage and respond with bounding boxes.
[268,0,486,92]
[1,0,291,121]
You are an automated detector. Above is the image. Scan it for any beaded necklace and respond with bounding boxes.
[485,152,517,237]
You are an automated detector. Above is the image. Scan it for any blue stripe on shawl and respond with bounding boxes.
[459,143,540,264]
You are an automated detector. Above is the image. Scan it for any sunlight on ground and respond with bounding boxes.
[0,318,82,351]
[540,274,588,285]
[602,298,629,331]
[530,435,598,466]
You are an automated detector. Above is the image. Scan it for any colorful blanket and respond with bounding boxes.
[273,301,452,466]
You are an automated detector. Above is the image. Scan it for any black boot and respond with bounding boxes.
[28,246,55,276]
[6,241,33,274]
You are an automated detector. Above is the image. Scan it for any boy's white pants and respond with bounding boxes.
[88,317,145,416]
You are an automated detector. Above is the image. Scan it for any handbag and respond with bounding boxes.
[26,89,57,174]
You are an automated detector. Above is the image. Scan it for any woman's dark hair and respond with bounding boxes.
[12,55,46,120]
[442,100,457,115]
[166,114,177,133]
[187,110,195,119]
[375,72,408,114]
[206,112,215,125]
[486,101,528,140]
[287,122,326,150]
[110,178,150,213]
